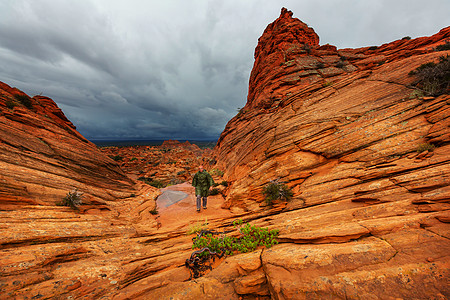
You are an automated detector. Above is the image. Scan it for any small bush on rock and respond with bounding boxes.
[57,189,83,209]
[209,188,220,196]
[14,94,33,109]
[409,55,450,96]
[263,179,293,205]
[436,41,450,52]
[417,142,435,153]
[6,100,17,109]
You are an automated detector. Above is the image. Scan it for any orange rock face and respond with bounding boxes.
[0,82,137,208]
[212,7,450,299]
[1,8,449,300]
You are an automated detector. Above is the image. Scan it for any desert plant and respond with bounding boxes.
[335,60,346,68]
[191,219,279,257]
[149,208,158,215]
[109,155,123,161]
[417,142,435,153]
[209,188,220,196]
[304,43,311,54]
[409,89,424,99]
[316,61,325,69]
[14,94,33,109]
[322,81,333,87]
[263,179,293,205]
[58,189,83,209]
[6,100,17,109]
[186,218,209,235]
[436,41,450,51]
[409,55,450,96]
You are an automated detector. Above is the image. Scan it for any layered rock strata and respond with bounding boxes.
[0,7,449,300]
[0,82,136,208]
[211,8,450,299]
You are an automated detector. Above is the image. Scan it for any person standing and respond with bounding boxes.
[192,165,214,212]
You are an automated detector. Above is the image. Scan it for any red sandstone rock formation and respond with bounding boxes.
[211,8,450,299]
[0,82,140,208]
[1,8,449,300]
[100,140,211,185]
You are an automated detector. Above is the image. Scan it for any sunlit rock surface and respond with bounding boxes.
[0,7,449,299]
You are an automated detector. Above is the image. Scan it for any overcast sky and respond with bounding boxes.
[1,0,449,140]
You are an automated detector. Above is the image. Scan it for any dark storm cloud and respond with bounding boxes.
[1,0,449,140]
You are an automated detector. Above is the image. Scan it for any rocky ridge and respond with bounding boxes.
[0,7,449,300]
[100,140,210,186]
[211,7,450,299]
[0,82,137,208]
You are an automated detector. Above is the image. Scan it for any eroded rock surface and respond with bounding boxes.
[211,7,450,299]
[1,7,449,300]
[100,140,211,186]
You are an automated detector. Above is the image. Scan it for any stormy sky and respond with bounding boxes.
[1,0,449,140]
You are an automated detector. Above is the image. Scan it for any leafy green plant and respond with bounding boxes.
[409,55,450,96]
[417,142,435,153]
[57,189,83,209]
[263,180,293,205]
[191,220,279,257]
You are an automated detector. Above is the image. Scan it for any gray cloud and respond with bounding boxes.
[1,0,449,140]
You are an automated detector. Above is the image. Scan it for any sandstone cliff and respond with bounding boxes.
[211,7,450,299]
[0,82,136,208]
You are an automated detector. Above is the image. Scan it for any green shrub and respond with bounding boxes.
[6,100,17,109]
[150,208,158,215]
[322,81,333,87]
[191,220,279,257]
[14,94,33,109]
[220,180,228,187]
[57,189,83,209]
[138,177,166,188]
[263,180,293,205]
[209,188,220,196]
[316,61,325,69]
[409,55,450,96]
[409,89,424,99]
[186,218,209,235]
[436,41,450,51]
[109,155,123,161]
[417,143,435,153]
